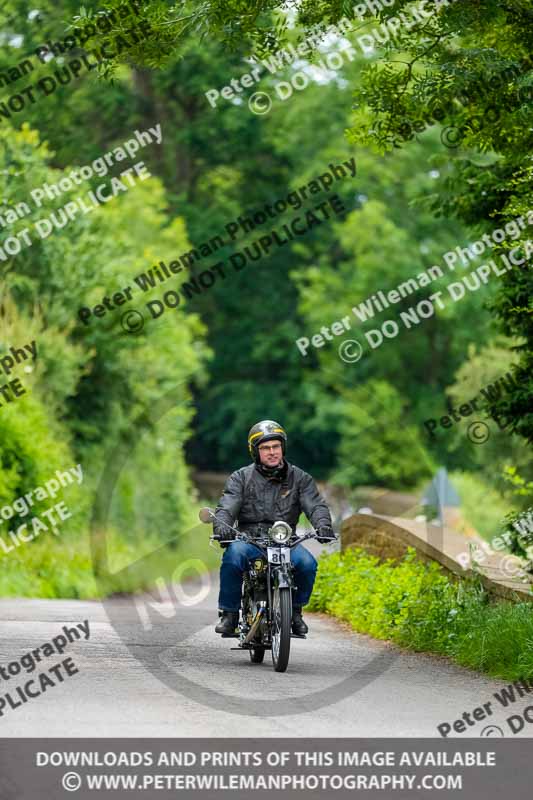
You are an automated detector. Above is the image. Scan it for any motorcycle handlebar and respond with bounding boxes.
[212,530,319,546]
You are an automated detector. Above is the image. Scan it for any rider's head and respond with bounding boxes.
[248,420,287,468]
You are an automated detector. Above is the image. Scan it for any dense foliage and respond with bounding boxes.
[309,547,533,680]
[0,0,530,595]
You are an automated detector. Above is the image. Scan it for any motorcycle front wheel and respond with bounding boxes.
[271,586,291,672]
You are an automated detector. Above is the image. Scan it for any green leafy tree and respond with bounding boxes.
[334,380,434,489]
[83,0,532,453]
[343,1,532,446]
[0,122,210,586]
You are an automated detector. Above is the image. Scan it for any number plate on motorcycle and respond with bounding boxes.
[267,547,290,564]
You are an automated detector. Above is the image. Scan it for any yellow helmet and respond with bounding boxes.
[247,420,287,462]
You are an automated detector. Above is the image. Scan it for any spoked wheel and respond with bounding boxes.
[271,587,291,672]
[249,646,265,663]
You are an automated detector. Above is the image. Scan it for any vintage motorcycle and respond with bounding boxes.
[199,507,319,672]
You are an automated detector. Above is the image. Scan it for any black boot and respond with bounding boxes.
[215,611,239,635]
[291,606,308,635]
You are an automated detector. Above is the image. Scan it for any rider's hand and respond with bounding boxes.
[317,526,337,544]
[213,529,235,547]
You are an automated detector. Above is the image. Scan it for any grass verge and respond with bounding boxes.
[308,547,533,681]
[0,501,220,599]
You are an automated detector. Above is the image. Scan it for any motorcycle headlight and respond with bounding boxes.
[270,521,291,544]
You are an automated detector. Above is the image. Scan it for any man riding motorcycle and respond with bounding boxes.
[212,420,336,637]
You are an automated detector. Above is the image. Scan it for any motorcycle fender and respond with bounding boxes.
[274,567,292,589]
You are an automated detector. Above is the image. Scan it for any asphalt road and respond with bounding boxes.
[1,543,525,739]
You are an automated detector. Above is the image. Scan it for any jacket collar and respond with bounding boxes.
[254,459,289,482]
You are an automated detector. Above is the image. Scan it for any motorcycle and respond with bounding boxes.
[198,507,319,672]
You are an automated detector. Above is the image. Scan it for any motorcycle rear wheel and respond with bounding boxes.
[271,587,291,672]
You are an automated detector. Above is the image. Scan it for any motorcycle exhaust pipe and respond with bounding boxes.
[243,606,265,644]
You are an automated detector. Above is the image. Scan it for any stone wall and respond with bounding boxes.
[341,513,533,602]
[341,514,415,563]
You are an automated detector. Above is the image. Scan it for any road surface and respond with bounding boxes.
[0,551,523,738]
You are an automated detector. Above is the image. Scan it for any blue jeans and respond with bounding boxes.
[218,540,318,612]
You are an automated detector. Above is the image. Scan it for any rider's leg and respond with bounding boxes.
[218,540,263,612]
[290,544,318,634]
[290,544,318,607]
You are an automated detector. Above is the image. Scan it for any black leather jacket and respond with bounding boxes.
[213,461,333,539]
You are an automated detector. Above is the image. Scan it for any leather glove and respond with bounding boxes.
[317,526,337,544]
[213,526,235,548]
